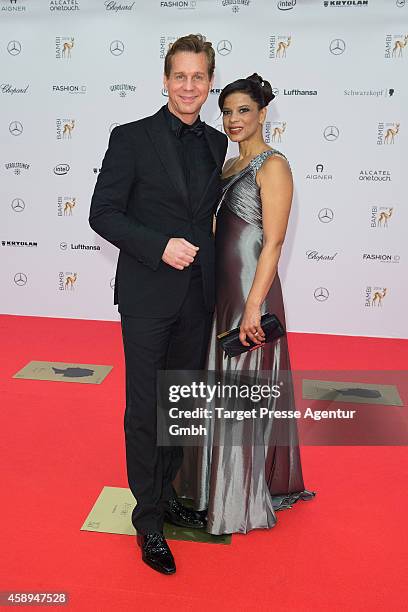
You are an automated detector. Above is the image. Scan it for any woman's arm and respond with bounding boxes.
[239,155,293,346]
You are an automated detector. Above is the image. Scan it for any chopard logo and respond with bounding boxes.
[1,83,29,95]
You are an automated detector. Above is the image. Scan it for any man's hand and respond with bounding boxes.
[162,238,199,270]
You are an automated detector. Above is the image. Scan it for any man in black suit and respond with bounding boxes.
[89,34,227,574]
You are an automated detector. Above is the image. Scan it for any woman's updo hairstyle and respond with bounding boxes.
[218,73,275,111]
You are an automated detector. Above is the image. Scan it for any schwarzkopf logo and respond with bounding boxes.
[329,39,346,55]
[160,1,197,8]
[54,163,70,175]
[9,121,23,136]
[52,84,87,94]
[344,87,396,97]
[14,272,27,286]
[11,198,25,212]
[217,40,232,55]
[110,40,125,55]
[278,0,296,9]
[318,208,334,223]
[105,1,135,10]
[314,287,329,302]
[110,83,136,97]
[1,83,29,95]
[323,125,339,141]
[50,0,80,10]
[7,40,22,55]
[2,0,27,12]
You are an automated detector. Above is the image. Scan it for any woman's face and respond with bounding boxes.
[221,92,265,142]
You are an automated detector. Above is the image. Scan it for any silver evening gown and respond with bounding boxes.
[177,149,315,535]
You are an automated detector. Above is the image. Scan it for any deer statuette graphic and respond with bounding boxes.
[64,273,77,290]
[63,198,76,216]
[392,35,408,58]
[377,208,393,228]
[276,36,291,58]
[384,123,400,144]
[62,38,74,59]
[62,120,75,139]
[271,122,286,143]
[372,288,387,306]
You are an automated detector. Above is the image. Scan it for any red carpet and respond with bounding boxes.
[0,314,407,611]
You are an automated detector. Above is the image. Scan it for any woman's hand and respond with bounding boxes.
[239,302,265,346]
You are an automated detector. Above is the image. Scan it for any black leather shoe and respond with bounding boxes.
[138,533,176,575]
[163,498,206,529]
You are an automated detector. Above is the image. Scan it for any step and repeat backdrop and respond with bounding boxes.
[1,0,407,337]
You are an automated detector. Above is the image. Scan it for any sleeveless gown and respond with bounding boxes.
[177,149,315,535]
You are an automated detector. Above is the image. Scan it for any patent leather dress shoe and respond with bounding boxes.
[139,533,176,575]
[164,498,206,529]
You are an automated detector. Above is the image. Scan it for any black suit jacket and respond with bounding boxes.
[89,106,228,317]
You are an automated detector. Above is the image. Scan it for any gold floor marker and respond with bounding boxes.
[13,361,113,385]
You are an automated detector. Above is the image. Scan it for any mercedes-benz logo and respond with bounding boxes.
[14,272,27,286]
[314,287,329,302]
[7,40,21,56]
[323,125,339,141]
[110,278,115,289]
[11,198,25,212]
[318,208,334,223]
[109,122,120,133]
[9,121,23,136]
[60,242,68,250]
[329,39,346,55]
[217,40,232,56]
[110,40,124,56]
[396,0,405,7]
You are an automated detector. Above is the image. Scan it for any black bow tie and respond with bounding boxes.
[177,120,205,138]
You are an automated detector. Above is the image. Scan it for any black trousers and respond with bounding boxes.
[121,267,212,534]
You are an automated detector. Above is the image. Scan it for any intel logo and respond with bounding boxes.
[278,0,296,10]
[53,163,70,175]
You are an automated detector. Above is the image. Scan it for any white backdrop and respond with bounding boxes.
[1,0,407,338]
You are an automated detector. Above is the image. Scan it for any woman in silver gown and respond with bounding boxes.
[178,74,314,535]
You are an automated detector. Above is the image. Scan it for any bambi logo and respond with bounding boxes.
[269,35,291,59]
[64,272,77,290]
[377,207,393,227]
[372,288,387,306]
[63,120,75,138]
[392,35,408,57]
[271,122,286,142]
[63,38,74,58]
[56,119,75,140]
[56,37,75,60]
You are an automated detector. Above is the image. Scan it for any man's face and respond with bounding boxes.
[164,51,213,123]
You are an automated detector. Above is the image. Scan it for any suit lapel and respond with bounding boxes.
[146,108,189,207]
[204,125,223,171]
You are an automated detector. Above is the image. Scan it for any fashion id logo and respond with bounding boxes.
[160,1,197,8]
[52,84,87,94]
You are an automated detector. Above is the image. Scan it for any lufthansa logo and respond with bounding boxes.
[110,40,125,56]
[314,287,329,302]
[272,87,279,97]
[9,121,23,136]
[323,125,339,141]
[318,208,334,223]
[14,272,27,286]
[11,198,25,212]
[217,40,232,56]
[7,40,22,56]
[330,39,346,55]
[396,0,405,6]
[60,242,68,250]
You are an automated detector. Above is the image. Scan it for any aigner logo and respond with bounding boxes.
[217,40,232,56]
[110,40,125,56]
[318,208,335,223]
[2,0,27,12]
[306,164,333,181]
[329,39,346,55]
[11,198,25,212]
[7,40,22,55]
